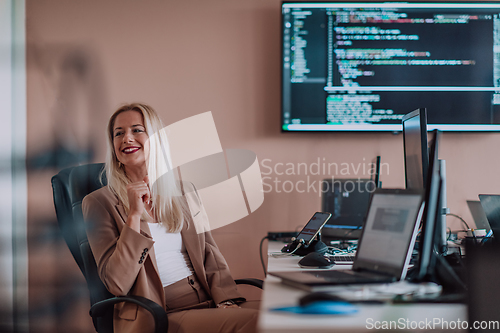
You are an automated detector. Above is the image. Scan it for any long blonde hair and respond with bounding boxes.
[105,103,187,232]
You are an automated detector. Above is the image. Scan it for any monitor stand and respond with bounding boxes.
[437,159,449,255]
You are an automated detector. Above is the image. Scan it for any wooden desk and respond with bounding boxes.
[257,242,467,333]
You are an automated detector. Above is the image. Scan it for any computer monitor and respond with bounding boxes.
[413,130,465,293]
[402,108,429,189]
[402,109,449,258]
[415,129,442,282]
[321,156,381,241]
[372,155,382,188]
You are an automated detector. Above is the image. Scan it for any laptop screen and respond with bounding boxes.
[354,190,424,279]
[467,200,491,232]
[479,194,500,238]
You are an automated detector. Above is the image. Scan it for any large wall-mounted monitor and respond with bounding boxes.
[281,2,500,132]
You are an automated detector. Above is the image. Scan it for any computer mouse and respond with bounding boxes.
[299,292,345,306]
[298,252,335,269]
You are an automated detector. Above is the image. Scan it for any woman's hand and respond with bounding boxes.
[126,176,150,232]
[216,300,240,309]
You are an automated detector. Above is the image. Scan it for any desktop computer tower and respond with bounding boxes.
[321,178,375,240]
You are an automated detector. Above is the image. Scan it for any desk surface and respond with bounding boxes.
[257,242,467,333]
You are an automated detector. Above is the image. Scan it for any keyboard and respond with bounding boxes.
[328,255,355,264]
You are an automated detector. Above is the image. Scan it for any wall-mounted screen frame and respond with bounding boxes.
[282,2,500,132]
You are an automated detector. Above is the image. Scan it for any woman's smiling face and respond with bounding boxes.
[113,110,149,172]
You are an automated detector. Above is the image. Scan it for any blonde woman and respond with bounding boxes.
[83,103,258,333]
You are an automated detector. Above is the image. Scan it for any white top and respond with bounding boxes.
[147,222,194,287]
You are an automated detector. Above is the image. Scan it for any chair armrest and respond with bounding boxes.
[89,295,168,333]
[235,278,264,289]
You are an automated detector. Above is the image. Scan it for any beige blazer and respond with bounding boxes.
[82,184,244,333]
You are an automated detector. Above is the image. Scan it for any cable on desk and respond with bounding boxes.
[268,240,305,257]
[450,229,468,234]
[327,246,347,253]
[259,236,268,276]
[447,213,471,230]
[342,226,362,239]
[287,240,304,255]
[447,213,477,239]
[326,244,357,255]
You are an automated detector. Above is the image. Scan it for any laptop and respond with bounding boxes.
[270,188,424,291]
[467,200,491,232]
[478,195,500,238]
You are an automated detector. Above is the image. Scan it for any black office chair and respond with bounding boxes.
[51,163,263,333]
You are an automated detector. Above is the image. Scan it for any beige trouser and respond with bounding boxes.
[163,275,260,333]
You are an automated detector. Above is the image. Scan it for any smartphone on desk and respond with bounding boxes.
[281,212,332,253]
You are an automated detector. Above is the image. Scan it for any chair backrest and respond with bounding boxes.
[52,166,86,274]
[51,163,113,332]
